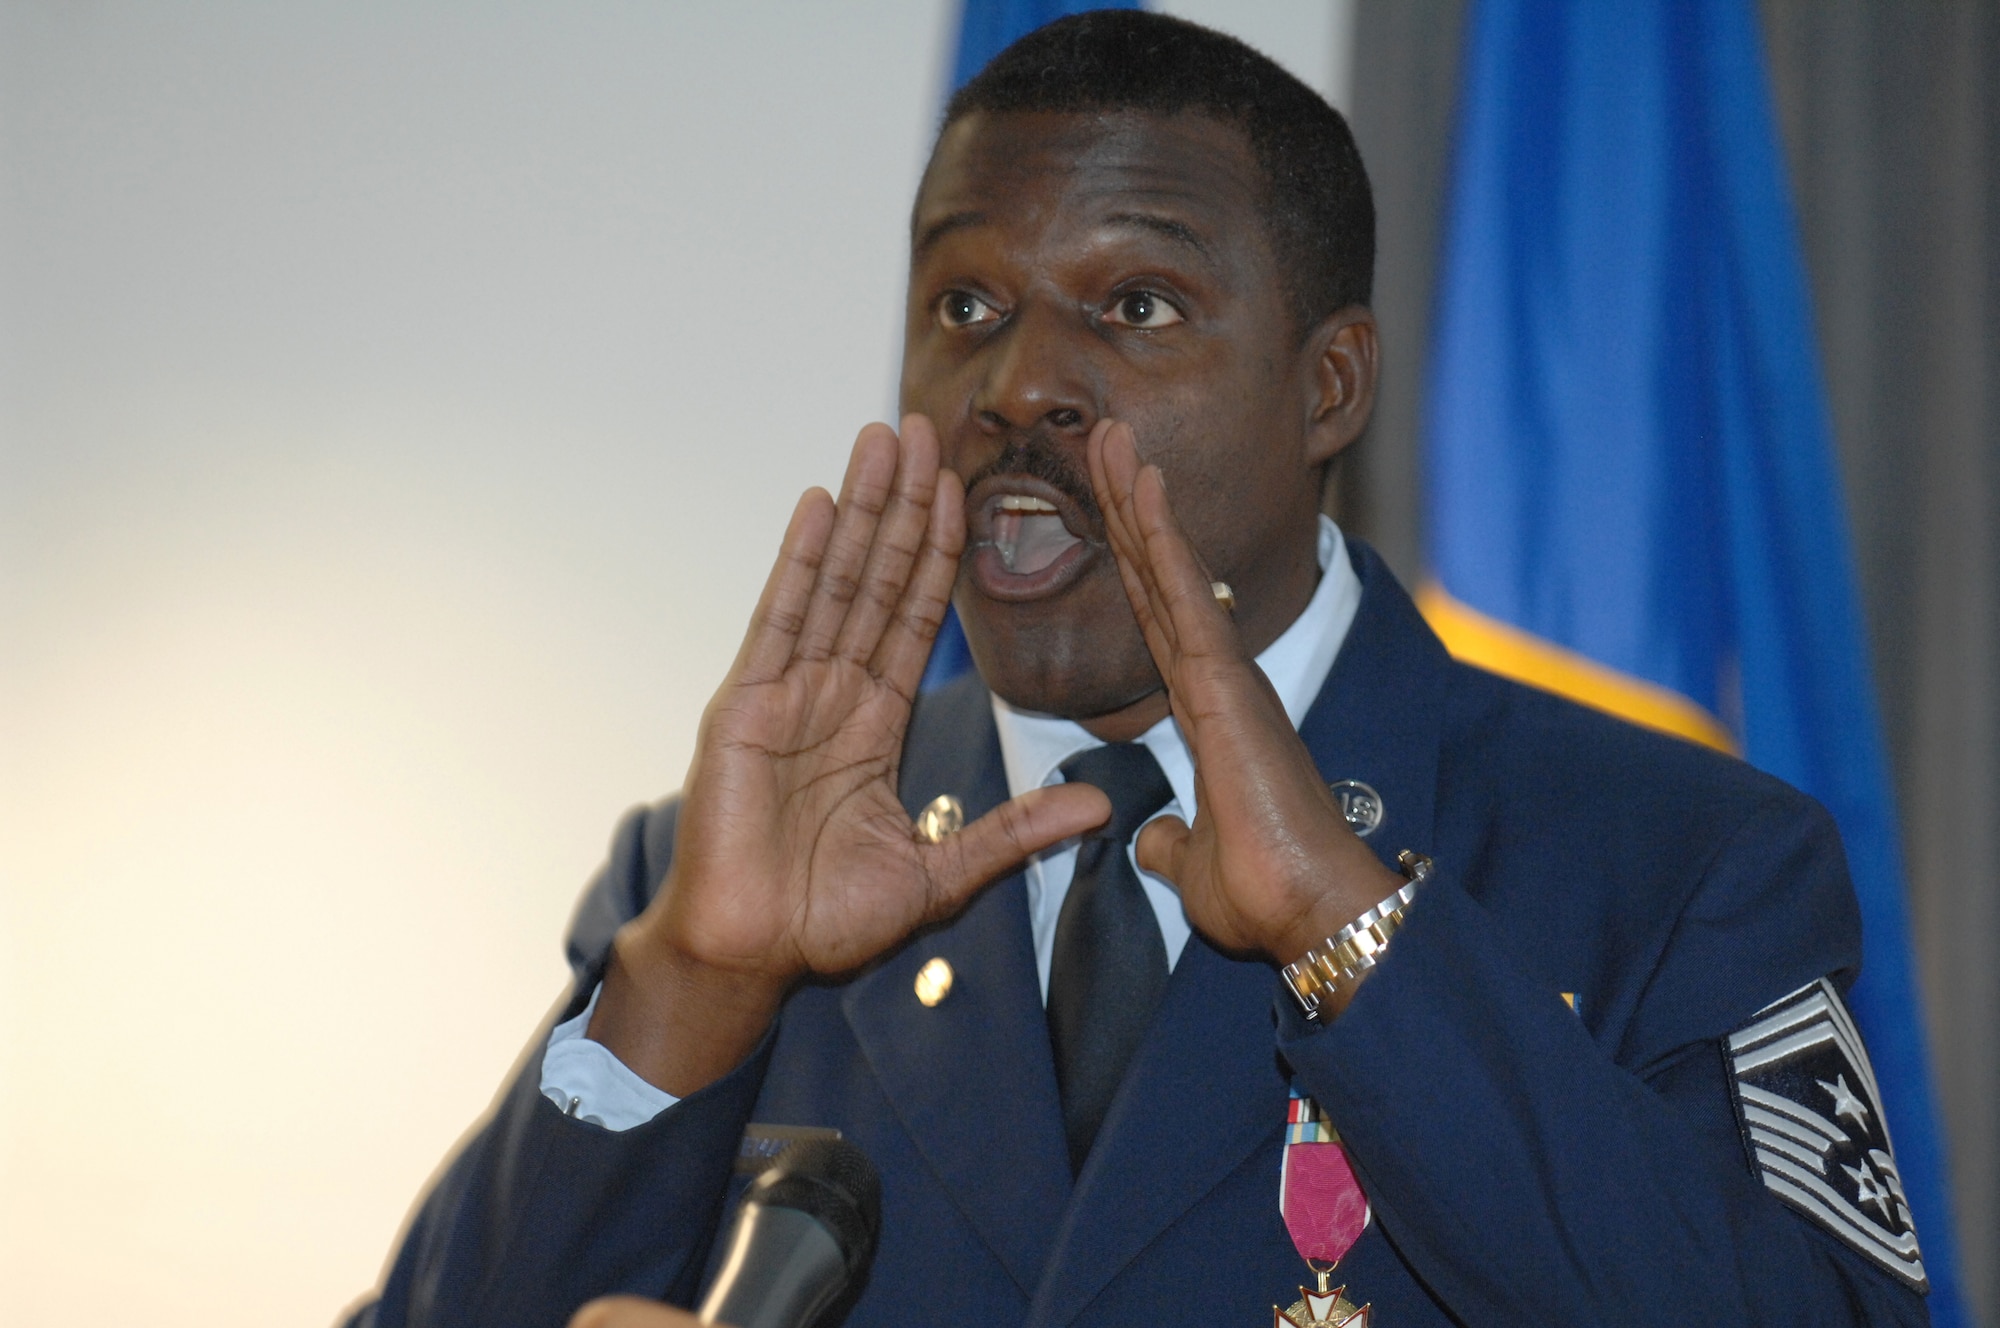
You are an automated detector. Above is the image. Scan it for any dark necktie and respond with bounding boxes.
[1047,742,1175,1174]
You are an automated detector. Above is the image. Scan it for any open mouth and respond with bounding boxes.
[991,495,1083,574]
[965,481,1100,601]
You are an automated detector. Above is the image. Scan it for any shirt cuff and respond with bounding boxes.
[540,981,681,1130]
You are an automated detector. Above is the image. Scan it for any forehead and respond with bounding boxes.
[912,109,1270,261]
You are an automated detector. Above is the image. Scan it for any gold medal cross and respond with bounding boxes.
[1275,1285,1370,1327]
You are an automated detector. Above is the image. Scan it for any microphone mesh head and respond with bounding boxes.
[748,1137,883,1276]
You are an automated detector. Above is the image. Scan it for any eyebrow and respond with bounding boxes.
[913,210,986,257]
[1100,211,1214,260]
[911,207,1216,263]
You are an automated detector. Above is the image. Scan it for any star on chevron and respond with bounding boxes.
[1276,1286,1370,1327]
[1870,1148,1908,1203]
[1843,1156,1897,1224]
[1870,1147,1915,1229]
[1817,1073,1871,1132]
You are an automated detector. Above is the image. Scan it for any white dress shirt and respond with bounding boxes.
[542,515,1363,1129]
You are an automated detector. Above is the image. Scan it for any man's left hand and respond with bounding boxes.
[1086,421,1404,999]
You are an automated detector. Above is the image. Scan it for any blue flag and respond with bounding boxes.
[1420,2,1965,1320]
[920,0,1141,694]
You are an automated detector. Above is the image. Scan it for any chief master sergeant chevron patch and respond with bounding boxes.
[1726,977,1927,1290]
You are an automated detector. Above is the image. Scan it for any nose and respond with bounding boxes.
[971,302,1098,440]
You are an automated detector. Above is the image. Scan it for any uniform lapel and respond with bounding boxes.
[1295,540,1451,876]
[1028,934,1287,1327]
[841,676,1074,1296]
[1027,540,1454,1326]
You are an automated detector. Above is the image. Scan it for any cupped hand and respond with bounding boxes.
[593,417,1109,1094]
[1084,420,1401,971]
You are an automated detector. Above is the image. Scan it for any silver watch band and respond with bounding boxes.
[1281,850,1433,1021]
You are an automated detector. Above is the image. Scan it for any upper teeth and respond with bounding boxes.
[997,495,1059,513]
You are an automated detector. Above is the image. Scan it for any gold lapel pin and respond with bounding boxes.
[914,793,964,844]
[914,957,954,1007]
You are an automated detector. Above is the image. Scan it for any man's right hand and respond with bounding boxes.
[586,416,1110,1097]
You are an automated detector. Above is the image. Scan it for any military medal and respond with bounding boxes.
[1274,1088,1372,1327]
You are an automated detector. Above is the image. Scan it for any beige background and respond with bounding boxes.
[0,4,1348,1324]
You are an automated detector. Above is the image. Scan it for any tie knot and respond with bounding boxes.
[1060,742,1174,844]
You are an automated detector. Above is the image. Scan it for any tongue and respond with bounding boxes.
[995,512,1083,575]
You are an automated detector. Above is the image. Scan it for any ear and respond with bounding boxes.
[1301,306,1379,468]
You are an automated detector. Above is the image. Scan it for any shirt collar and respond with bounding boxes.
[988,514,1362,819]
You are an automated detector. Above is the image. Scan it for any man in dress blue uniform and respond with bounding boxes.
[348,13,1932,1326]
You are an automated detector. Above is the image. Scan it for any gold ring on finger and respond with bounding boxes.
[914,794,965,844]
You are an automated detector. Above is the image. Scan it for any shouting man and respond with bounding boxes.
[353,13,1930,1327]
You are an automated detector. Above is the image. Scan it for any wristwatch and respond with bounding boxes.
[1281,850,1434,1021]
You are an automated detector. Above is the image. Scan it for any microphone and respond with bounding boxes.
[696,1137,882,1328]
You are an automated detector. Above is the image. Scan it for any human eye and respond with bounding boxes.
[1101,289,1185,329]
[936,289,1002,329]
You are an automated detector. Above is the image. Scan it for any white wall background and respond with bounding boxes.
[0,4,1350,1324]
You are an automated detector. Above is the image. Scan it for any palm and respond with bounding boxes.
[658,418,1108,986]
[1085,421,1401,963]
[690,663,934,975]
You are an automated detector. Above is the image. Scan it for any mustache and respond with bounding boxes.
[958,431,1101,523]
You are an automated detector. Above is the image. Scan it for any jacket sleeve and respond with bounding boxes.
[1280,792,1932,1327]
[348,799,766,1328]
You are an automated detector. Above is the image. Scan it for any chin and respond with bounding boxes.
[958,603,1161,721]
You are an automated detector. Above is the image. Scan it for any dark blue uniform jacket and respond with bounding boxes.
[352,542,1930,1327]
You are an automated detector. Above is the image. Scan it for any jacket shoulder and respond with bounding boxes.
[1434,661,1861,1054]
[1438,658,1827,847]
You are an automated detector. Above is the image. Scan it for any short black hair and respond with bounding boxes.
[939,9,1374,335]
